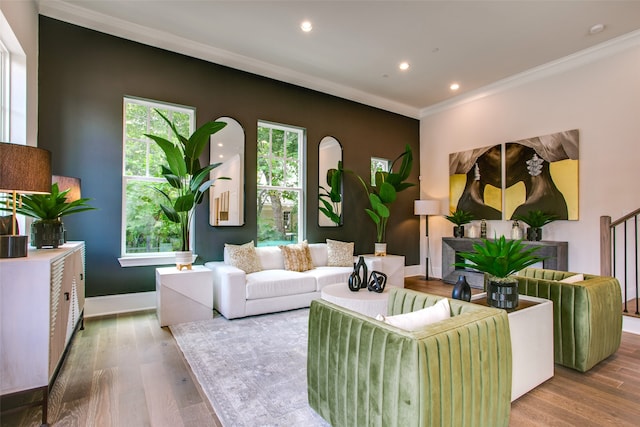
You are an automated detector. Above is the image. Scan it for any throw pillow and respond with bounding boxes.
[376,298,451,331]
[559,273,585,283]
[279,241,314,272]
[326,239,354,267]
[225,241,262,274]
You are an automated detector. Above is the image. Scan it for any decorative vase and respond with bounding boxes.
[480,219,487,238]
[367,271,387,293]
[374,242,387,256]
[175,250,193,270]
[348,256,368,291]
[348,266,361,291]
[526,227,542,241]
[451,275,471,301]
[486,276,519,309]
[31,219,65,249]
[511,220,523,240]
[453,226,465,238]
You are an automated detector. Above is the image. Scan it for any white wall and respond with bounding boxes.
[419,33,640,280]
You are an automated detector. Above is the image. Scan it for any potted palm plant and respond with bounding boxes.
[145,110,229,270]
[445,209,474,237]
[453,235,545,309]
[513,210,557,241]
[354,145,414,256]
[1,182,95,248]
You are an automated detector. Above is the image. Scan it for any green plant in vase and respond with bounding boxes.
[513,210,557,241]
[145,110,229,269]
[445,209,474,237]
[453,235,545,309]
[1,183,96,248]
[353,145,414,255]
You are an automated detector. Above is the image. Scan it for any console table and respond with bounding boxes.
[442,238,568,288]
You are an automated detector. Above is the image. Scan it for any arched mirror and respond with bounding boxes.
[318,136,343,227]
[210,117,245,226]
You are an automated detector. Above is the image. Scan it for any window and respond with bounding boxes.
[0,40,8,141]
[256,121,305,246]
[121,97,195,260]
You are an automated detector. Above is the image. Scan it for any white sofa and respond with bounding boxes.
[205,243,395,319]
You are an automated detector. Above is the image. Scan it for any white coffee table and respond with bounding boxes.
[321,283,389,317]
[472,292,554,401]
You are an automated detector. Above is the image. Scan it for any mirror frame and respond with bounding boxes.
[318,136,343,227]
[209,116,245,226]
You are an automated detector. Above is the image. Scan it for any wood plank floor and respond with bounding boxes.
[3,277,640,426]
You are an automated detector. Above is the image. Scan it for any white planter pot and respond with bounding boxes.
[374,242,387,257]
[175,250,193,270]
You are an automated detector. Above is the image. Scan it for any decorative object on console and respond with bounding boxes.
[454,235,545,309]
[445,209,474,238]
[3,181,95,249]
[145,110,229,270]
[0,142,51,257]
[451,275,471,301]
[511,220,523,240]
[414,199,440,280]
[513,209,557,241]
[353,144,414,255]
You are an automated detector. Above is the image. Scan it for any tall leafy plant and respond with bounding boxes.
[145,110,229,252]
[354,145,415,243]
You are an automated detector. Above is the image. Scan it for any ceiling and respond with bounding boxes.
[38,1,640,118]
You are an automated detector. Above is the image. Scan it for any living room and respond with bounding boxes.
[2,1,640,426]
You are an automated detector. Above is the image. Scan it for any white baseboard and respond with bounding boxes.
[85,291,156,318]
[623,315,640,335]
[404,265,421,278]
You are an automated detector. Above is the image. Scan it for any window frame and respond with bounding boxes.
[118,96,196,267]
[0,39,9,142]
[256,120,306,246]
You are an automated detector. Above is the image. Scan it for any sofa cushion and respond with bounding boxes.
[559,273,584,283]
[376,297,451,331]
[304,266,353,290]
[246,270,317,299]
[326,239,354,267]
[279,241,314,272]
[255,246,285,270]
[308,243,328,267]
[224,241,262,274]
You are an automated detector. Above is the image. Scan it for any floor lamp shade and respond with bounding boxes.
[0,142,52,258]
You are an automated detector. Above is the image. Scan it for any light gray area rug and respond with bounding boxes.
[170,309,330,427]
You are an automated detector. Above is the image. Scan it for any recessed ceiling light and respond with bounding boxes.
[450,83,460,91]
[399,62,410,71]
[589,24,605,35]
[301,21,312,32]
[217,143,224,147]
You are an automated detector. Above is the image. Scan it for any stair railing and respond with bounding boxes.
[601,209,640,315]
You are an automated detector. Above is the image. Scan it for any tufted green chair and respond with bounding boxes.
[516,268,622,372]
[307,288,512,427]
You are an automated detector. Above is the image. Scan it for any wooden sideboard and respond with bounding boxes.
[0,241,85,425]
[442,238,568,289]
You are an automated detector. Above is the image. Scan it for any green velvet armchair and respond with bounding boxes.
[307,288,512,427]
[516,268,622,372]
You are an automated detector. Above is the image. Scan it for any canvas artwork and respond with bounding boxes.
[449,129,579,222]
[449,144,502,220]
[505,129,579,220]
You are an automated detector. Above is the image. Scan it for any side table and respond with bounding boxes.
[472,292,554,401]
[361,254,405,287]
[156,265,214,327]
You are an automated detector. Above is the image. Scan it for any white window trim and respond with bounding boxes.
[118,96,196,267]
[257,121,306,245]
[0,39,9,142]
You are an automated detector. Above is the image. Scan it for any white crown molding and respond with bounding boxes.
[420,29,640,118]
[37,0,420,118]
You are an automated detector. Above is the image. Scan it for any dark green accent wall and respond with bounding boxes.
[38,16,420,297]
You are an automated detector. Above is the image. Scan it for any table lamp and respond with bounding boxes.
[0,142,52,258]
[414,199,441,280]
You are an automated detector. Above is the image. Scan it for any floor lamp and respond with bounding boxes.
[414,199,441,280]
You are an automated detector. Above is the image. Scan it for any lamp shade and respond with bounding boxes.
[52,175,82,202]
[0,142,52,194]
[414,199,441,216]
